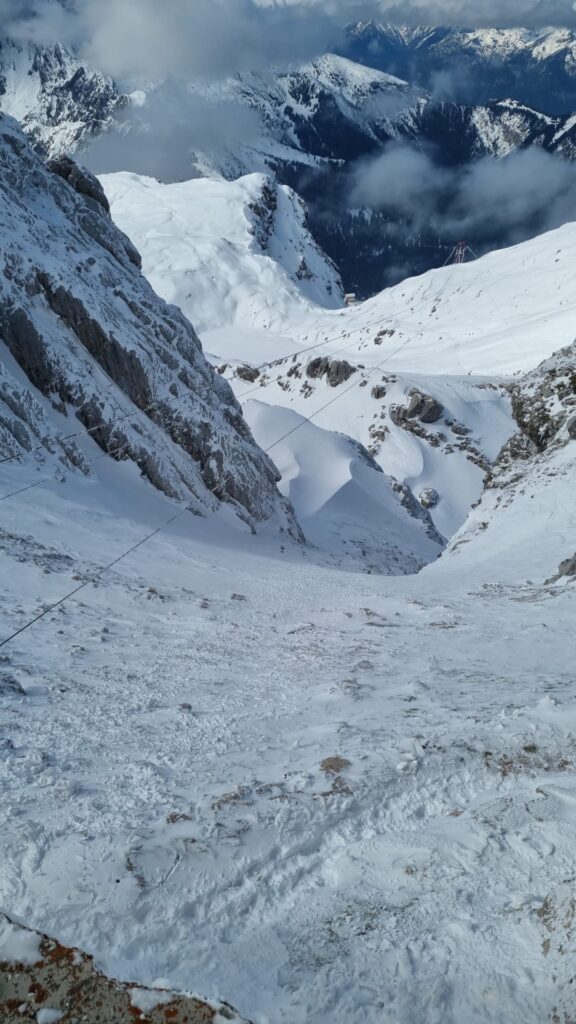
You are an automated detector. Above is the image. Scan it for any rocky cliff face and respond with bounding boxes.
[447,340,576,579]
[0,114,301,537]
[0,40,124,154]
[491,341,576,482]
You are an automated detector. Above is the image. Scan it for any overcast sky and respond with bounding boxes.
[3,0,576,81]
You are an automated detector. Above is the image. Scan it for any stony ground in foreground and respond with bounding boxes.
[0,914,246,1024]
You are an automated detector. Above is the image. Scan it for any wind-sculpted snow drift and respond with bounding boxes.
[0,114,300,537]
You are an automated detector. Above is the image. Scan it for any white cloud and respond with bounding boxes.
[350,142,576,244]
[3,0,576,85]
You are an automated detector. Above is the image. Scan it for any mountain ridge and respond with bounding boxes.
[0,114,300,538]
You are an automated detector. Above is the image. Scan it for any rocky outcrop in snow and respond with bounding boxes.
[491,341,576,484]
[0,40,124,154]
[447,340,576,579]
[0,114,300,537]
[0,912,248,1024]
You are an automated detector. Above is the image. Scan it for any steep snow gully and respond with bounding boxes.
[0,125,576,1024]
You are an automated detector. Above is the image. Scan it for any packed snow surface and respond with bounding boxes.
[0,425,574,1023]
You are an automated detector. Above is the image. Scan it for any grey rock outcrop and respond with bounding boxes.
[306,357,357,387]
[46,154,111,214]
[419,488,440,510]
[406,389,444,424]
[0,114,301,538]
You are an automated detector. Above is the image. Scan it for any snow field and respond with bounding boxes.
[0,453,575,1023]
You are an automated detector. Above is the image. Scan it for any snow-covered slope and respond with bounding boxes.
[221,224,576,539]
[100,171,344,338]
[0,101,575,1024]
[0,39,123,153]
[100,169,450,572]
[106,176,576,543]
[0,114,299,537]
[245,400,444,573]
[445,338,576,581]
[0,353,574,1022]
[342,22,576,113]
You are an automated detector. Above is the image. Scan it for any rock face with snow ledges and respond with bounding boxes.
[0,40,124,154]
[0,114,300,537]
[341,23,576,114]
[445,339,576,579]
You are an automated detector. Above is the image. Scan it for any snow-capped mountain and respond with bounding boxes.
[0,39,123,153]
[100,171,344,337]
[4,39,576,295]
[102,169,445,573]
[101,172,576,551]
[0,114,299,537]
[342,23,576,113]
[90,58,576,297]
[81,57,576,296]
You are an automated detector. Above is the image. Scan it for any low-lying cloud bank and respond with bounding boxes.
[4,0,576,85]
[351,142,576,248]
